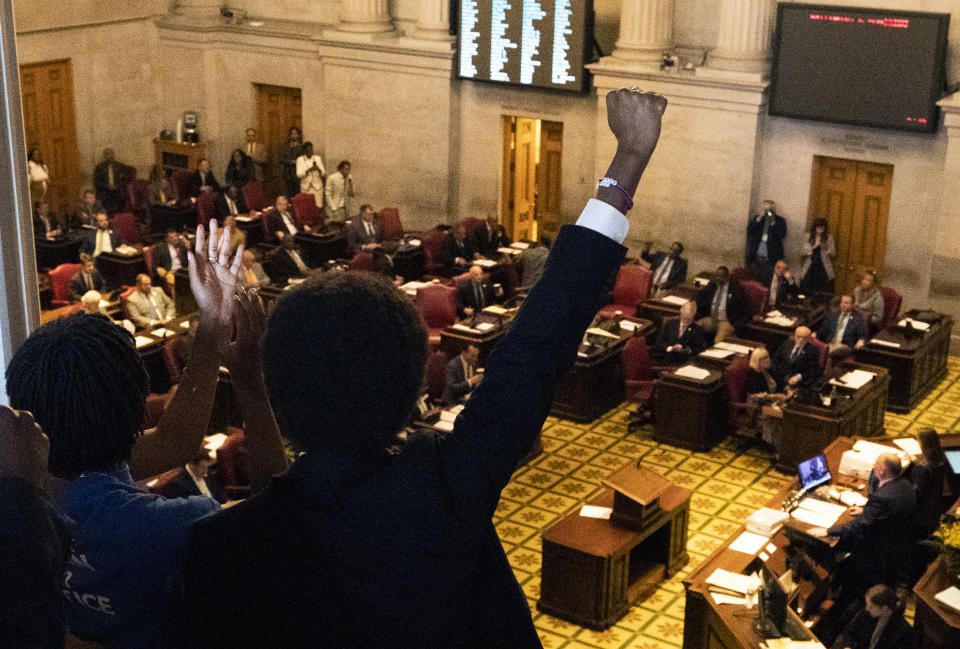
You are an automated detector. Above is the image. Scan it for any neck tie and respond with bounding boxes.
[108,164,115,189]
[160,189,166,203]
[85,273,92,290]
[834,314,848,344]
[654,258,672,288]
[791,345,799,361]
[712,287,722,319]
[246,268,256,285]
[365,221,373,237]
[147,292,160,320]
[474,282,484,309]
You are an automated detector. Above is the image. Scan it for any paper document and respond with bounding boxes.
[407,239,421,247]
[497,247,521,255]
[439,410,458,423]
[482,305,508,315]
[796,498,846,519]
[116,244,138,255]
[180,321,191,329]
[766,310,783,318]
[831,369,876,390]
[700,348,735,359]
[934,586,960,613]
[451,323,480,334]
[448,404,464,414]
[203,433,229,452]
[510,242,530,250]
[579,505,612,519]
[473,259,497,268]
[475,322,495,332]
[693,277,710,287]
[618,320,637,332]
[852,440,898,463]
[838,491,868,507]
[898,318,930,331]
[790,507,840,528]
[586,327,619,339]
[151,328,175,337]
[893,437,922,456]
[715,341,755,355]
[869,338,901,348]
[764,316,797,327]
[661,295,689,306]
[235,215,254,223]
[710,592,747,606]
[134,336,154,348]
[706,568,760,596]
[765,640,825,649]
[434,419,454,432]
[673,365,711,380]
[729,531,769,555]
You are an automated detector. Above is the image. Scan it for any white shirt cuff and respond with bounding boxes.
[575,199,630,244]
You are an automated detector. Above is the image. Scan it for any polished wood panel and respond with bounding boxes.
[154,139,206,175]
[255,83,302,196]
[914,557,960,649]
[535,120,564,238]
[654,368,728,451]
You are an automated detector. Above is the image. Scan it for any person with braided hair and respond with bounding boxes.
[4,221,287,649]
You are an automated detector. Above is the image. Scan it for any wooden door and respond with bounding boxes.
[535,120,563,239]
[254,84,302,195]
[808,156,893,294]
[511,117,538,241]
[19,59,80,217]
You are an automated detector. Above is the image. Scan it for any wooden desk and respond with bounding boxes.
[692,338,765,373]
[154,138,205,175]
[914,557,960,649]
[654,367,728,451]
[133,314,196,394]
[776,362,888,472]
[439,317,511,365]
[742,300,826,355]
[296,231,348,268]
[96,251,147,290]
[550,319,653,423]
[392,244,425,283]
[149,204,196,236]
[855,311,953,413]
[539,486,690,630]
[35,233,83,269]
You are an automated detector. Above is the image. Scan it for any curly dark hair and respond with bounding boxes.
[262,271,427,457]
[5,313,149,478]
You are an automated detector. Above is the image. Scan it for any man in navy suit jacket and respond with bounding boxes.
[171,89,668,649]
[78,212,120,258]
[642,241,687,294]
[817,294,869,352]
[771,326,820,390]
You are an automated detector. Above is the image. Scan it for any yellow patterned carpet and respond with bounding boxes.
[497,356,960,649]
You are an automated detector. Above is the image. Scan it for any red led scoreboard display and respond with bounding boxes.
[769,3,949,133]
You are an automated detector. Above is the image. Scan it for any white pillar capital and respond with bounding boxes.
[709,0,775,73]
[338,0,393,34]
[612,0,675,63]
[413,0,453,41]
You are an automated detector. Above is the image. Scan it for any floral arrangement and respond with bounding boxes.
[936,519,960,575]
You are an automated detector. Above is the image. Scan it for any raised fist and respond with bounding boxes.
[605,88,667,158]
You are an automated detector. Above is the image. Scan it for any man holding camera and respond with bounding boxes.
[746,199,787,285]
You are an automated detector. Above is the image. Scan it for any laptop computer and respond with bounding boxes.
[945,449,960,475]
[797,454,831,491]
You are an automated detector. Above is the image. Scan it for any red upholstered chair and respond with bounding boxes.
[740,280,770,317]
[809,337,829,375]
[163,337,185,385]
[425,349,448,405]
[421,229,448,277]
[111,212,139,246]
[415,283,457,346]
[259,206,277,243]
[119,286,137,320]
[172,171,193,204]
[881,287,902,330]
[598,264,652,318]
[216,428,250,499]
[49,263,82,306]
[145,467,182,498]
[291,192,322,229]
[731,267,754,284]
[242,181,269,212]
[142,393,168,429]
[350,252,374,272]
[142,245,154,275]
[196,191,217,225]
[622,337,657,431]
[725,355,751,431]
[377,208,404,240]
[462,217,484,239]
[126,179,151,219]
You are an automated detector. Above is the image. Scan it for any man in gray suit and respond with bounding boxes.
[442,344,482,405]
[347,204,383,254]
[126,273,175,329]
[237,250,271,290]
[519,235,550,287]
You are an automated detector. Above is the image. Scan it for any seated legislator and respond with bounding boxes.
[222,215,246,256]
[147,164,177,209]
[80,290,135,333]
[767,260,798,309]
[127,273,176,330]
[811,454,918,591]
[457,264,496,318]
[519,235,550,287]
[33,199,62,240]
[75,188,104,229]
[4,224,287,649]
[442,343,482,405]
[153,230,189,288]
[0,406,73,649]
[653,301,705,364]
[267,195,309,243]
[347,204,383,254]
[170,89,667,649]
[79,212,120,258]
[69,254,105,302]
[237,249,270,290]
[745,346,791,446]
[837,584,912,649]
[160,450,229,504]
[440,221,477,275]
[695,265,749,343]
[771,325,819,390]
[270,237,311,286]
[216,185,250,220]
[473,214,512,258]
[816,294,868,353]
[642,240,687,296]
[187,158,220,199]
[853,270,884,330]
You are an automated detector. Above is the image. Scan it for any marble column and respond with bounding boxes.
[173,0,224,24]
[413,0,453,41]
[338,0,393,33]
[709,0,776,72]
[612,0,675,62]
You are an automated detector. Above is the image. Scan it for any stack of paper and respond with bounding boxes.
[869,338,901,348]
[482,305,508,315]
[579,505,612,519]
[618,320,637,332]
[661,295,689,306]
[451,323,481,334]
[700,348,735,359]
[151,327,175,337]
[475,322,495,332]
[497,247,522,255]
[839,449,875,481]
[715,341,756,355]
[586,327,619,339]
[399,280,431,296]
[674,365,711,380]
[134,335,154,349]
[706,568,761,597]
[746,507,789,536]
[765,640,825,649]
[837,491,867,507]
[729,531,770,555]
[934,586,960,613]
[898,318,930,331]
[829,369,876,389]
[510,242,531,250]
[893,437,922,456]
[473,259,497,268]
[765,315,797,327]
[790,497,846,528]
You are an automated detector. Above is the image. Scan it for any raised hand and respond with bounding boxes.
[188,220,244,328]
[0,405,50,490]
[226,287,267,385]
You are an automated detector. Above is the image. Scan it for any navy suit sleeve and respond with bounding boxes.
[673,258,688,287]
[445,358,470,402]
[828,489,893,538]
[441,225,625,518]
